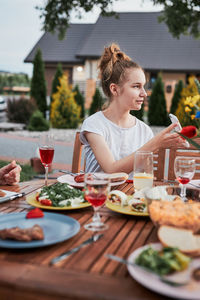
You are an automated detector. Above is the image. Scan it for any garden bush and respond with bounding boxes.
[51,75,80,128]
[176,76,199,126]
[28,110,50,131]
[7,97,37,125]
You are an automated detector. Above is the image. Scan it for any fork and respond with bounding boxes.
[58,170,83,176]
[105,254,191,286]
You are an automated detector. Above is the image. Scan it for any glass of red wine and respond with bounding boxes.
[84,173,110,231]
[174,157,195,202]
[39,133,54,186]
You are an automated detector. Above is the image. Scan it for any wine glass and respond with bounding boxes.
[39,133,54,186]
[133,151,154,191]
[84,173,110,231]
[174,157,196,202]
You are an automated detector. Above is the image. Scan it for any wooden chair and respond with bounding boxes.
[153,149,166,181]
[71,132,84,173]
[71,131,167,180]
[168,138,200,180]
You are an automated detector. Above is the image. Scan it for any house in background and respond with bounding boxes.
[24,12,200,111]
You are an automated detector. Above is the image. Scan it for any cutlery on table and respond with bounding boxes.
[0,192,25,204]
[50,233,104,265]
[58,170,84,176]
[188,182,200,188]
[105,254,191,286]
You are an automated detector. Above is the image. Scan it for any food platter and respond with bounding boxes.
[127,243,200,299]
[106,200,148,217]
[57,174,127,188]
[26,192,91,210]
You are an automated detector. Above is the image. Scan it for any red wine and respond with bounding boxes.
[85,193,106,207]
[39,147,54,165]
[177,177,190,185]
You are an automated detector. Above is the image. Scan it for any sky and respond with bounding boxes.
[0,0,163,78]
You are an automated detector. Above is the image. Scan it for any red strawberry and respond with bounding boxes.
[26,208,44,219]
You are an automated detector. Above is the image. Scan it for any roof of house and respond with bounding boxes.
[25,12,200,72]
[24,24,93,64]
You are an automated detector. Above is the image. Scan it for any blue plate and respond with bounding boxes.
[0,212,80,249]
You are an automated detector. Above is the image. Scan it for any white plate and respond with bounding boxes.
[187,180,200,189]
[57,174,126,188]
[0,189,19,198]
[127,243,200,299]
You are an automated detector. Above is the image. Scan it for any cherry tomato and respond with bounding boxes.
[40,199,52,206]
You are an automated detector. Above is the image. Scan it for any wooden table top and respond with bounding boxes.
[0,180,173,300]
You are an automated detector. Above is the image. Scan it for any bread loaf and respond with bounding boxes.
[158,225,200,256]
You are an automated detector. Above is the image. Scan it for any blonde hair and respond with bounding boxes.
[98,43,141,98]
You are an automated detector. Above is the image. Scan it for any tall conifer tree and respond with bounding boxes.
[89,88,104,116]
[170,80,183,114]
[148,75,168,126]
[73,85,85,119]
[31,48,47,116]
[51,63,63,103]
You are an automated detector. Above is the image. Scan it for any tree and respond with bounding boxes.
[37,0,117,40]
[31,49,47,116]
[37,0,200,40]
[51,63,63,104]
[89,88,105,116]
[170,80,184,114]
[51,75,81,128]
[148,75,169,126]
[73,85,85,119]
[153,0,200,39]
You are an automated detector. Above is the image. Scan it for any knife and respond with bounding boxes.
[50,233,104,265]
[0,192,25,204]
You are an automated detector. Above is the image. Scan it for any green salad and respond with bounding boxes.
[37,182,85,207]
[135,246,191,276]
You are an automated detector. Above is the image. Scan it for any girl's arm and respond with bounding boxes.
[85,123,186,174]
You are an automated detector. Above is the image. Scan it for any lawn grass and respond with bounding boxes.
[0,160,37,182]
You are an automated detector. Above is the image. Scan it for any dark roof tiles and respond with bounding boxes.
[25,12,200,71]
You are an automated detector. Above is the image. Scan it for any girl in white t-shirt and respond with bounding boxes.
[80,43,185,175]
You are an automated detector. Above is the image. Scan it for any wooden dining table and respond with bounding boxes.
[0,179,175,300]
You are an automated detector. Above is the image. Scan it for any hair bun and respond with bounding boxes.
[110,43,131,64]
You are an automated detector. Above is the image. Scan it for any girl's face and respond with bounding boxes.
[117,68,147,111]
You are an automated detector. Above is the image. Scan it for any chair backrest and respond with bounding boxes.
[71,132,84,173]
[153,149,166,181]
[168,138,200,180]
[71,131,167,180]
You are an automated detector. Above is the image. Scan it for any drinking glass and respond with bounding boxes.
[84,173,110,231]
[133,151,154,191]
[174,157,195,202]
[39,133,54,186]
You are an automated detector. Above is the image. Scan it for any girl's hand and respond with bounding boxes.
[152,123,187,150]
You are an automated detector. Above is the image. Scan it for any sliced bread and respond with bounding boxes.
[158,225,200,256]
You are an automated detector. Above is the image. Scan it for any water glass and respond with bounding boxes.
[133,151,154,191]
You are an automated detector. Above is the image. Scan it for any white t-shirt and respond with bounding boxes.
[80,111,154,175]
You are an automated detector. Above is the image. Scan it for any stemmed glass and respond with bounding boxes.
[39,133,54,186]
[84,173,110,231]
[174,157,196,202]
